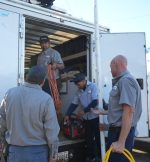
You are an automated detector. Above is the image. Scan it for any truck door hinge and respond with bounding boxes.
[19,15,25,39]
[92,40,96,52]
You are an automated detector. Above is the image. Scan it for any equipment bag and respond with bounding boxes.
[63,116,85,139]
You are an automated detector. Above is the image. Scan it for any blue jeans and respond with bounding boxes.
[7,145,49,162]
[107,127,135,162]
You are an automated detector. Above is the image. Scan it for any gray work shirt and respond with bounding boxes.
[37,47,64,79]
[72,81,99,120]
[108,71,142,127]
[0,82,60,149]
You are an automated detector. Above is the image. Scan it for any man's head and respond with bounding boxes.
[110,55,127,77]
[39,36,50,50]
[71,73,86,89]
[26,65,46,85]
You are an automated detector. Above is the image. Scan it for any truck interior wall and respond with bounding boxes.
[30,36,88,75]
[24,17,90,129]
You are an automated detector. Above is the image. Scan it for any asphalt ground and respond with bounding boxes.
[134,137,150,161]
[133,149,150,162]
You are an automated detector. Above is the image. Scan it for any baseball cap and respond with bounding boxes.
[70,73,86,84]
[39,36,49,43]
[27,65,46,84]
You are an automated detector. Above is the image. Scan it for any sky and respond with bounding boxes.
[53,0,150,48]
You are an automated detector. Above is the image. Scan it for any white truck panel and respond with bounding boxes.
[0,1,97,34]
[100,33,148,137]
[0,9,19,102]
[146,53,150,132]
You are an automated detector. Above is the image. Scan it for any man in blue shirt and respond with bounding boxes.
[65,73,100,162]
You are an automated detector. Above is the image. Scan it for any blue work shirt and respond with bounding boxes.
[72,81,99,120]
[108,71,142,127]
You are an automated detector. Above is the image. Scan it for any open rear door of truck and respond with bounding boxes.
[100,32,148,137]
[0,9,20,102]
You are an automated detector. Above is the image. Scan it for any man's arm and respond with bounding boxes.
[111,104,134,153]
[51,63,64,70]
[65,92,79,116]
[56,63,64,70]
[84,83,99,113]
[51,51,64,70]
[43,98,60,161]
[84,99,98,113]
[66,103,78,116]
[0,97,7,144]
[64,103,78,122]
[91,108,108,115]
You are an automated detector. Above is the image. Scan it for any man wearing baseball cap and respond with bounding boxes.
[37,35,64,94]
[0,65,60,162]
[64,73,101,162]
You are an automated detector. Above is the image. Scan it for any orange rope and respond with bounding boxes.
[47,64,62,111]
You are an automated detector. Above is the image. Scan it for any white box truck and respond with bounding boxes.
[0,0,149,161]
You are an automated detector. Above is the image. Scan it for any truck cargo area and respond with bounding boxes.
[24,16,90,141]
[25,17,89,71]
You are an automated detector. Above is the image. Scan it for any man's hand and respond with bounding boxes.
[99,123,109,131]
[51,63,57,70]
[64,116,69,123]
[77,110,85,118]
[91,108,101,114]
[0,143,4,152]
[49,158,57,162]
[111,141,125,153]
[91,108,108,115]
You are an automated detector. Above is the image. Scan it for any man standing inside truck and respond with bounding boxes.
[0,65,60,162]
[37,35,64,94]
[107,55,142,162]
[64,73,100,162]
